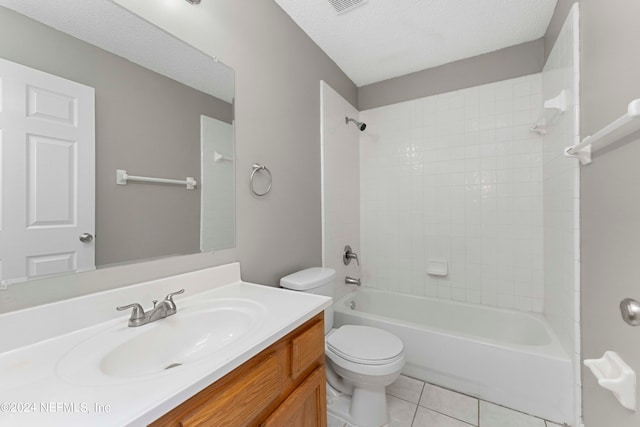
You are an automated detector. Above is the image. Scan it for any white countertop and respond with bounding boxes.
[0,263,331,426]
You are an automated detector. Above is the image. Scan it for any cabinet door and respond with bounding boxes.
[262,366,326,427]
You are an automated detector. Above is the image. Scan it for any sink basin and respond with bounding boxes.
[56,298,266,385]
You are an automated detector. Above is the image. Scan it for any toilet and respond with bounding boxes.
[281,267,405,427]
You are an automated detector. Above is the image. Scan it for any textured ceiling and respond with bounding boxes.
[274,0,557,86]
[0,0,234,102]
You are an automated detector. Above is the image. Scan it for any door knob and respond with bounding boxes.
[620,298,640,326]
[79,233,94,243]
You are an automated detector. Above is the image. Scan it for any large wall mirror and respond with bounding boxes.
[0,0,235,285]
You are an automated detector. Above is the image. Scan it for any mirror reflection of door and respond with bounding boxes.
[0,58,95,283]
[200,115,234,252]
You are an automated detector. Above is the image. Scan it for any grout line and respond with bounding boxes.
[404,375,557,427]
[394,375,560,427]
[408,402,418,427]
[422,407,477,427]
[386,392,421,406]
[478,397,547,423]
[387,378,426,406]
[417,380,426,406]
[415,383,480,426]
[409,379,425,427]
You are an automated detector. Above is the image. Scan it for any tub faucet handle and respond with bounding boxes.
[343,245,360,266]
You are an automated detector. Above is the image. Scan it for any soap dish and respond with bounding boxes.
[584,351,636,411]
[427,258,448,277]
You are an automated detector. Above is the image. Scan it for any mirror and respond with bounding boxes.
[0,0,235,284]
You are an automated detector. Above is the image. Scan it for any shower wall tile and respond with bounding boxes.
[360,74,544,312]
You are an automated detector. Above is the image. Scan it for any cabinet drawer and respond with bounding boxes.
[291,319,324,379]
[181,355,280,427]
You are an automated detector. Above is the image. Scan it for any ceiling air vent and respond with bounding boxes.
[328,0,367,15]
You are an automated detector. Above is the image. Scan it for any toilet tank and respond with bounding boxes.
[280,267,335,333]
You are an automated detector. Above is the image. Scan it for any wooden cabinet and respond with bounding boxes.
[262,366,326,427]
[150,313,326,427]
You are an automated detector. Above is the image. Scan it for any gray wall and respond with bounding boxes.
[580,1,640,425]
[1,0,357,310]
[167,0,358,286]
[358,0,581,112]
[0,6,233,267]
[357,39,544,110]
[544,0,578,60]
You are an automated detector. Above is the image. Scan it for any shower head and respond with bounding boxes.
[346,117,367,131]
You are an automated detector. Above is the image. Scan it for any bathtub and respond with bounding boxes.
[334,289,573,424]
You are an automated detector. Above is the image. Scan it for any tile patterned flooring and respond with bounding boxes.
[327,375,566,427]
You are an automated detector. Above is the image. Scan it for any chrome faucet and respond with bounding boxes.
[345,276,361,286]
[117,289,185,327]
[343,245,360,266]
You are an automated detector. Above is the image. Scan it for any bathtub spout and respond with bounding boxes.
[345,276,361,286]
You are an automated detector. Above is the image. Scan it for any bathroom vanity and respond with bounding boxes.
[152,312,326,426]
[0,263,331,426]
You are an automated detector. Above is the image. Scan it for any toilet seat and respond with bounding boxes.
[326,325,405,376]
[327,325,404,365]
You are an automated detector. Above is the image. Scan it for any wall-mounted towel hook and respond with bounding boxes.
[530,90,567,135]
[213,151,233,162]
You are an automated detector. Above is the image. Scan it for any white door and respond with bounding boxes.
[200,115,234,252]
[0,58,95,283]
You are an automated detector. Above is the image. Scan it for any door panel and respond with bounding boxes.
[26,134,77,227]
[26,85,78,126]
[0,58,94,282]
[26,252,76,278]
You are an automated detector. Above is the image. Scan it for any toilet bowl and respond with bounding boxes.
[325,325,405,426]
[280,268,405,427]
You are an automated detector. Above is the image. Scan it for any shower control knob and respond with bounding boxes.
[620,298,640,326]
[343,245,360,266]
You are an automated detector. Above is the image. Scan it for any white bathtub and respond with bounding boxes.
[334,289,573,424]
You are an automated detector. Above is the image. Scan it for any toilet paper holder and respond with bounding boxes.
[584,351,636,411]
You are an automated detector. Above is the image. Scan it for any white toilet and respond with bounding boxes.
[281,267,405,427]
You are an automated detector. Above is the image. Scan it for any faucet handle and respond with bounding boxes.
[116,303,145,320]
[164,289,185,302]
[343,245,360,266]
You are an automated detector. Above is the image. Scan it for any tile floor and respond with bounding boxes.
[327,375,566,427]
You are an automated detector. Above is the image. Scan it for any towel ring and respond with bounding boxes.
[250,163,272,197]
